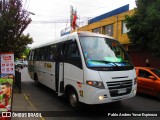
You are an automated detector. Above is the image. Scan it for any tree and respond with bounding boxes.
[125,0,160,55]
[22,47,30,59]
[0,0,33,57]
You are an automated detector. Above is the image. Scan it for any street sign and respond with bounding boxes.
[0,52,15,78]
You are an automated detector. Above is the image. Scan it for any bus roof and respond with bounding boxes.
[31,31,114,50]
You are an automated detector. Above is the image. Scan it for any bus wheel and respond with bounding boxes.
[68,89,81,110]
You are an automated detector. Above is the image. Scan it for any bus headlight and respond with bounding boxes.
[99,96,104,101]
[86,81,105,89]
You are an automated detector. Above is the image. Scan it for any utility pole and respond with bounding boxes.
[2,0,5,11]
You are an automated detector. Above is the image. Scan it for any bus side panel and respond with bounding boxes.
[43,62,56,91]
[80,68,104,104]
[31,60,56,91]
[36,61,45,85]
[64,63,83,96]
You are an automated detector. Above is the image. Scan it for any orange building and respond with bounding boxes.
[75,5,160,69]
[77,4,135,50]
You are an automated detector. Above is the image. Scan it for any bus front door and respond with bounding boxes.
[55,43,64,96]
[58,62,64,96]
[55,62,64,96]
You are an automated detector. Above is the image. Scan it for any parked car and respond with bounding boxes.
[135,67,160,100]
[14,60,23,69]
[22,61,28,67]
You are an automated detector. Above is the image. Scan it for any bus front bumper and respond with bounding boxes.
[79,85,137,105]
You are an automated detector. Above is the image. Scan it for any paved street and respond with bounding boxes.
[13,68,160,120]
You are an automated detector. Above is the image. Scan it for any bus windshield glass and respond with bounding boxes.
[79,36,133,69]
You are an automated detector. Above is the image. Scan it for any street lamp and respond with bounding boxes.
[28,11,35,16]
[23,10,35,16]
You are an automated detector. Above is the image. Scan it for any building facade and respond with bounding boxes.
[77,5,135,50]
[75,5,160,69]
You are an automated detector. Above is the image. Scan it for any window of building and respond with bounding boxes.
[92,28,101,33]
[103,24,113,36]
[122,21,130,34]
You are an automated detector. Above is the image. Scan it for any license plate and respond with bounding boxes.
[118,88,126,94]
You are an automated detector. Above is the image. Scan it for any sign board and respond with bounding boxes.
[0,52,14,119]
[0,52,15,78]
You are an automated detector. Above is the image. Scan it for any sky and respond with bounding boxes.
[23,0,137,48]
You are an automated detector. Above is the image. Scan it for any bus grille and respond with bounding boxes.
[106,80,132,97]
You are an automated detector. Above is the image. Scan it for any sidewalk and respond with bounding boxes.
[11,86,42,120]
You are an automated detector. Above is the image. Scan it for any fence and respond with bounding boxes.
[14,70,21,93]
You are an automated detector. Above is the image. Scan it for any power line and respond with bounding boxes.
[68,0,108,8]
[30,16,91,23]
[31,20,69,24]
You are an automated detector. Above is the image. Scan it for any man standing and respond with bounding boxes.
[145,59,150,67]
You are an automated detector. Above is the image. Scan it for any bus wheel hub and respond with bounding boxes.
[70,94,77,107]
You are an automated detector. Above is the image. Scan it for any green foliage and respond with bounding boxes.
[0,0,33,56]
[0,78,13,84]
[23,47,30,59]
[125,0,160,55]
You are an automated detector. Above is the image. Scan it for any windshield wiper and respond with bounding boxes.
[89,60,110,63]
[89,60,118,67]
[121,61,133,66]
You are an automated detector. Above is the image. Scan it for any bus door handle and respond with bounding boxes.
[50,74,54,76]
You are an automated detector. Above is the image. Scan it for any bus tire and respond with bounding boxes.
[68,89,82,110]
[34,74,39,86]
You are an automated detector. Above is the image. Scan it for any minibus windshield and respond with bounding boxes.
[79,36,133,69]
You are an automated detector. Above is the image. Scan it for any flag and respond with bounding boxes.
[70,6,78,30]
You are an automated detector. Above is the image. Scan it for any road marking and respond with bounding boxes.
[23,93,45,120]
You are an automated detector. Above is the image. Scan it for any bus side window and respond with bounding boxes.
[64,40,82,69]
[49,44,57,61]
[34,49,40,61]
[39,48,43,61]
[46,46,51,61]
[29,50,33,60]
[39,47,48,61]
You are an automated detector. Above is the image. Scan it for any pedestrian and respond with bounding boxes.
[145,59,150,67]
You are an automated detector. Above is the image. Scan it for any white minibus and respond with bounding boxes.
[28,31,137,110]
